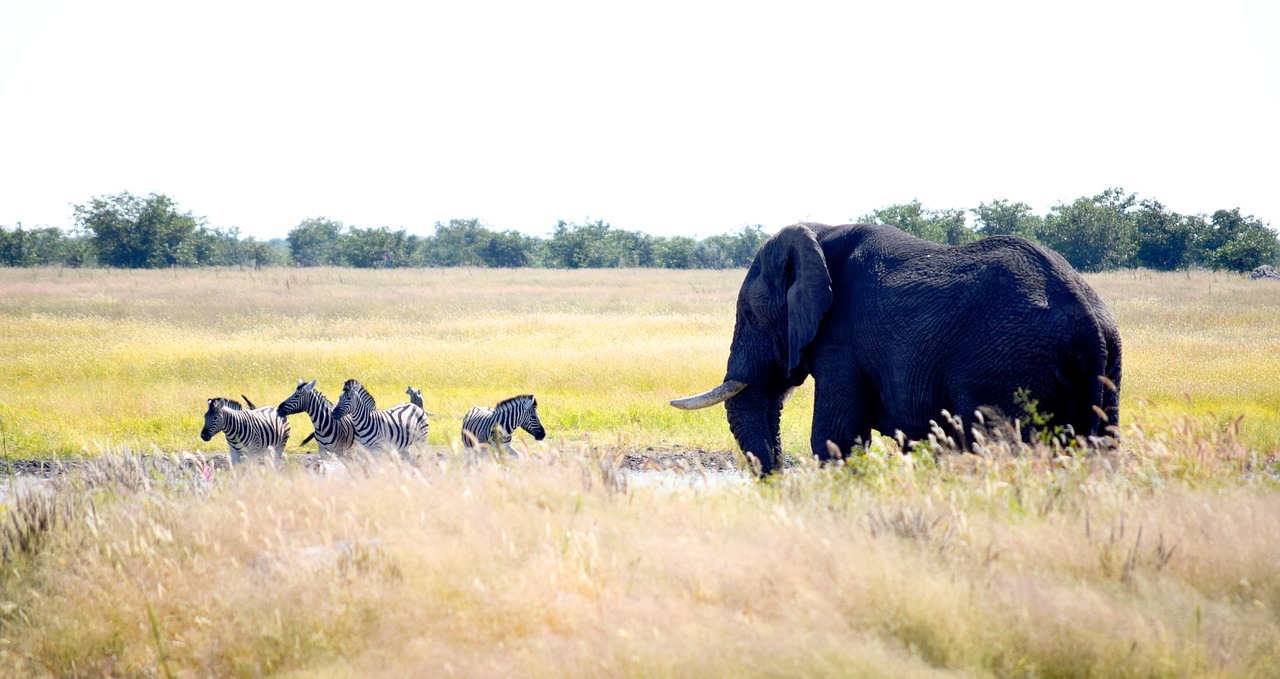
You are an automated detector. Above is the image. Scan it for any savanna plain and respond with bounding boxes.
[0,267,1278,677]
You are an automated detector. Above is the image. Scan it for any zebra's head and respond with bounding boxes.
[201,397,241,441]
[332,379,375,421]
[277,379,319,416]
[504,394,546,441]
[405,385,423,409]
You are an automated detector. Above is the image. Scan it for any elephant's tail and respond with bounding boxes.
[1073,320,1121,439]
[1099,328,1122,434]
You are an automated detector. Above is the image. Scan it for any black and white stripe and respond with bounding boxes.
[461,394,545,453]
[201,397,291,463]
[331,379,429,455]
[277,379,355,456]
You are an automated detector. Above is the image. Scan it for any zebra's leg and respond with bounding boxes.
[227,443,241,465]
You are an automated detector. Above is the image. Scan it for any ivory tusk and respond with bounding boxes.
[669,380,748,410]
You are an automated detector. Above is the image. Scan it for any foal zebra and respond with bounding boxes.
[201,397,291,463]
[460,394,546,455]
[331,379,430,456]
[277,379,356,456]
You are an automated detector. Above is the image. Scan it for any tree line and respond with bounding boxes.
[861,188,1278,273]
[2,188,1276,272]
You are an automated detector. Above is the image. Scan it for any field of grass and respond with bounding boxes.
[1,266,1278,458]
[0,266,751,457]
[0,266,1278,676]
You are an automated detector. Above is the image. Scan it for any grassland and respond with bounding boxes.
[0,266,751,457]
[1,267,1278,458]
[0,266,1278,677]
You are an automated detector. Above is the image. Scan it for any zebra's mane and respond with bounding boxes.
[302,387,333,408]
[495,394,535,411]
[212,398,243,411]
[342,379,376,409]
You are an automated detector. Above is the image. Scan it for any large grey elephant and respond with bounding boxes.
[672,222,1122,475]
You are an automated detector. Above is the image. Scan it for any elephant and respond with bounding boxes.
[671,222,1122,475]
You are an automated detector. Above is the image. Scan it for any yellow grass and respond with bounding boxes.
[0,267,755,456]
[0,267,1278,676]
[1,266,1278,457]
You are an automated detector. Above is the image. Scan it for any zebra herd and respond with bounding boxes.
[200,379,546,463]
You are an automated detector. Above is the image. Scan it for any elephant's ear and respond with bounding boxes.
[765,225,833,380]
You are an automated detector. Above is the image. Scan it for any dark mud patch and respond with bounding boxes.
[619,446,741,473]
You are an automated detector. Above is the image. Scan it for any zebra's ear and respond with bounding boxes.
[297,378,305,388]
[304,380,316,391]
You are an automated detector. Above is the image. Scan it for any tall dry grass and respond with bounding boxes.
[0,430,1276,677]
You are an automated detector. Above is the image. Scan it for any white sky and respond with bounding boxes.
[1,0,1277,240]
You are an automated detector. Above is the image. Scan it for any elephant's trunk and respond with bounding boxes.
[725,385,785,475]
[670,379,748,410]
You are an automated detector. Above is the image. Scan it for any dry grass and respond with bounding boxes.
[0,434,1276,677]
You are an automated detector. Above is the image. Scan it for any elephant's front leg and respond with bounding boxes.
[809,368,874,461]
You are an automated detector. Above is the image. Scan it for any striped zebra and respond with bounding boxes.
[201,397,291,463]
[277,379,356,456]
[461,394,546,455]
[331,379,429,456]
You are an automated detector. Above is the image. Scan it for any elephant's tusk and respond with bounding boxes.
[670,380,748,410]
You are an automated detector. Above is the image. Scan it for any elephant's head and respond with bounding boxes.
[672,224,833,474]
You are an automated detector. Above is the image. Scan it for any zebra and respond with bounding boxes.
[276,379,356,456]
[331,379,429,456]
[460,394,546,456]
[201,397,291,464]
[405,385,423,409]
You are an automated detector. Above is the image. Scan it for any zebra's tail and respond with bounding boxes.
[299,431,316,447]
[241,394,257,409]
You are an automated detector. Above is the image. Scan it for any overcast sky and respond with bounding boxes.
[1,0,1276,240]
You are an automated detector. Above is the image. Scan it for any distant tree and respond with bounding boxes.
[477,229,540,268]
[0,224,79,266]
[1035,188,1136,272]
[972,199,1042,240]
[423,218,487,266]
[417,218,540,268]
[695,225,769,268]
[861,200,975,245]
[656,236,699,269]
[338,226,419,267]
[1131,199,1196,270]
[605,228,657,267]
[73,192,203,268]
[60,228,97,267]
[1200,208,1279,272]
[287,217,345,266]
[544,219,622,268]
